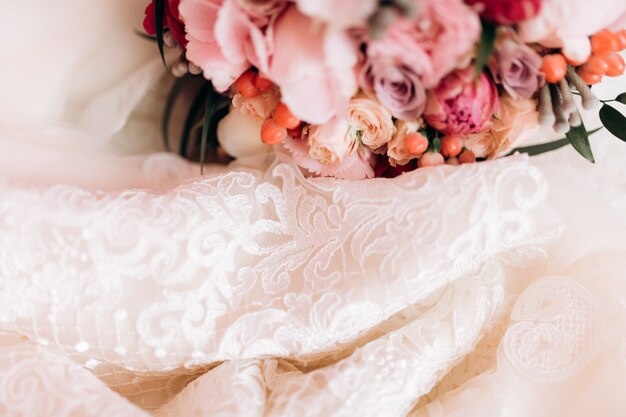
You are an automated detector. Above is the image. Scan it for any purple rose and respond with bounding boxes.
[359,59,427,121]
[488,29,544,100]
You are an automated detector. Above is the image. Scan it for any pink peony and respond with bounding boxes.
[464,95,540,158]
[367,0,481,88]
[143,0,188,47]
[179,0,278,91]
[295,0,378,28]
[466,0,542,24]
[424,67,499,135]
[518,0,626,63]
[266,6,359,125]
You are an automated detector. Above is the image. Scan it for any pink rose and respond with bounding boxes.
[488,29,544,100]
[424,67,500,135]
[466,0,542,24]
[180,0,277,91]
[518,0,626,63]
[367,0,480,88]
[295,0,378,28]
[266,6,359,125]
[359,59,427,121]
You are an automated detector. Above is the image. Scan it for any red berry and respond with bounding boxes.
[458,149,476,164]
[576,69,603,85]
[440,135,463,158]
[581,55,609,75]
[591,30,621,55]
[273,103,301,129]
[261,118,287,144]
[605,53,625,77]
[417,152,445,168]
[235,70,260,98]
[541,54,567,84]
[405,132,429,156]
[254,74,274,91]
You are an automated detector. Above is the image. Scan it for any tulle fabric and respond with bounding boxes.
[1,1,626,415]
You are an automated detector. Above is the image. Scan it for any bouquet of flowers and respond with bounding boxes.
[142,0,626,178]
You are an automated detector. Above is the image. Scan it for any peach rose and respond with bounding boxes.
[307,117,358,164]
[347,94,396,150]
[387,120,422,167]
[231,89,280,124]
[464,95,540,159]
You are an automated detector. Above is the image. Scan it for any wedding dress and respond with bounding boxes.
[1,1,625,416]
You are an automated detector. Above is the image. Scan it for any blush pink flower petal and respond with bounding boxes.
[267,6,358,125]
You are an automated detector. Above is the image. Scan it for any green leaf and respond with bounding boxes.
[154,0,167,67]
[509,127,602,156]
[615,92,626,105]
[566,114,595,163]
[431,137,442,153]
[474,21,496,77]
[600,104,626,142]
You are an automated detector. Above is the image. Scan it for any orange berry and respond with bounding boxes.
[581,55,609,75]
[576,69,603,85]
[458,149,476,164]
[440,135,463,158]
[541,54,568,84]
[254,74,274,91]
[616,30,626,51]
[273,103,301,129]
[591,30,621,55]
[404,132,429,156]
[417,152,444,168]
[235,70,260,98]
[605,53,625,77]
[261,118,288,144]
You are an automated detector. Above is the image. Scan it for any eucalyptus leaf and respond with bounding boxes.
[474,21,496,77]
[600,104,626,142]
[509,127,602,156]
[566,114,595,163]
[154,0,167,66]
[615,92,626,105]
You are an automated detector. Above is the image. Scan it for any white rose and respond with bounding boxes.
[217,107,273,158]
